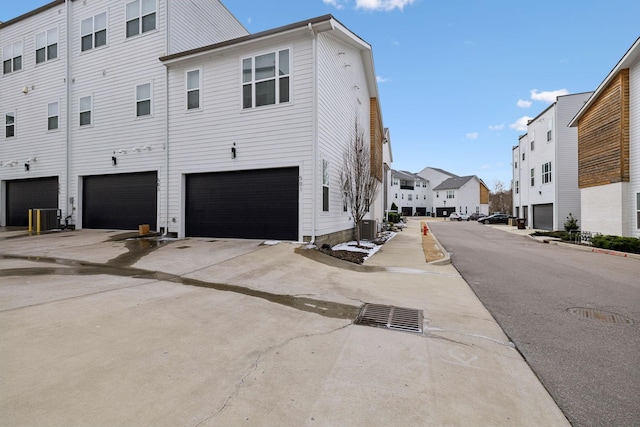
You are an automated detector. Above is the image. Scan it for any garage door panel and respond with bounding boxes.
[83,172,157,230]
[5,177,59,226]
[186,167,298,240]
[533,203,553,231]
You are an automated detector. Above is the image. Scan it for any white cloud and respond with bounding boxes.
[323,0,346,9]
[325,0,415,11]
[481,164,491,170]
[530,89,569,103]
[510,116,532,132]
[517,99,532,108]
[377,76,389,83]
[466,132,479,140]
[489,124,504,131]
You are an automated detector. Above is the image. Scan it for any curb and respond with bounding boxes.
[427,231,451,265]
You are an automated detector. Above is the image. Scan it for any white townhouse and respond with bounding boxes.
[569,37,640,238]
[417,167,489,217]
[2,3,388,245]
[160,15,387,244]
[1,0,247,231]
[388,169,429,216]
[512,92,593,230]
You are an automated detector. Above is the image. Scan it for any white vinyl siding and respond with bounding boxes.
[167,0,248,55]
[36,28,58,63]
[629,61,640,237]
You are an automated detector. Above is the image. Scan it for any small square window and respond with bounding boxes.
[126,0,156,38]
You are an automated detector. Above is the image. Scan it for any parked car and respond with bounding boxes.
[449,212,470,221]
[468,213,486,221]
[478,213,509,224]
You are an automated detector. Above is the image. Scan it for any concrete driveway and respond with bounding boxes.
[0,224,568,427]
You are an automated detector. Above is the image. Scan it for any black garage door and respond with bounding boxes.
[5,177,59,226]
[83,172,157,230]
[533,203,553,231]
[186,167,298,240]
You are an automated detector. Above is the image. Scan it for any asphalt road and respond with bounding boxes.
[428,221,640,427]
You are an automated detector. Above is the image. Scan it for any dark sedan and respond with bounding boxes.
[479,213,509,224]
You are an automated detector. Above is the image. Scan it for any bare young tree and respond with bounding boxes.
[340,120,381,246]
[489,179,513,215]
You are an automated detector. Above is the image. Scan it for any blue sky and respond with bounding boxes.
[3,0,640,189]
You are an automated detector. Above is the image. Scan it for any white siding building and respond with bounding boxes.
[1,3,387,245]
[512,92,592,230]
[569,38,640,238]
[388,170,429,216]
[416,167,489,217]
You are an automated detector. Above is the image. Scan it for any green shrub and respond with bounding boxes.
[387,212,401,224]
[591,235,640,254]
[564,213,579,232]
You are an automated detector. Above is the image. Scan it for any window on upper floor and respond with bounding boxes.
[5,111,15,138]
[136,83,151,117]
[47,102,59,130]
[531,140,535,151]
[126,0,156,38]
[522,152,525,161]
[79,96,92,126]
[515,180,519,194]
[242,49,290,109]
[186,69,201,110]
[542,161,552,184]
[514,161,518,169]
[530,168,535,186]
[36,28,58,63]
[322,159,329,212]
[547,118,553,142]
[3,41,23,74]
[408,194,413,201]
[81,12,107,52]
[446,190,454,199]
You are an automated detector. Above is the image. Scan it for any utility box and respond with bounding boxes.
[359,220,378,241]
[517,218,526,229]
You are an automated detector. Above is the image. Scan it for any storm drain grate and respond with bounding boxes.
[354,304,423,334]
[567,307,634,325]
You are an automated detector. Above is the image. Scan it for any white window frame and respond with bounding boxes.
[36,28,58,64]
[47,101,59,131]
[542,161,552,184]
[79,95,93,127]
[547,118,553,142]
[636,193,640,230]
[126,0,157,38]
[530,168,535,187]
[81,12,107,52]
[241,48,290,109]
[135,82,152,117]
[322,159,329,212]
[2,41,23,74]
[5,111,16,138]
[446,190,454,199]
[515,180,519,194]
[186,68,201,110]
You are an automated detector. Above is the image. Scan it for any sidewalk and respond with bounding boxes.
[0,223,569,426]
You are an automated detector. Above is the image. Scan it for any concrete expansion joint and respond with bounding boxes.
[424,326,515,348]
[201,323,352,425]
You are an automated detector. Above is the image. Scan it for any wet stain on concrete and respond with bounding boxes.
[106,237,171,267]
[0,254,360,320]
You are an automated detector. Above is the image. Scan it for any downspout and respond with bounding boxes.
[65,0,72,225]
[163,1,171,236]
[309,22,318,245]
